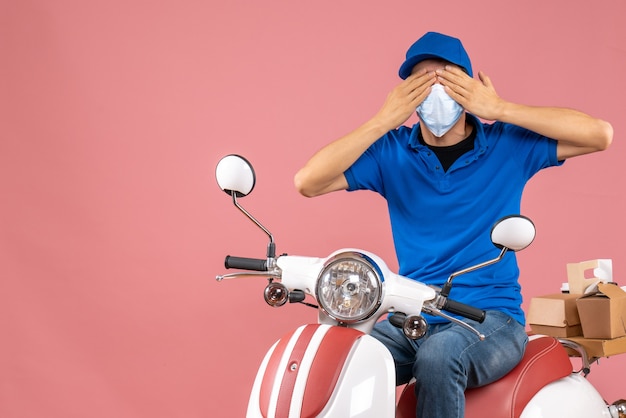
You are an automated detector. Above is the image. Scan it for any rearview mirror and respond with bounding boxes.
[490,215,536,252]
[441,215,536,298]
[215,154,256,197]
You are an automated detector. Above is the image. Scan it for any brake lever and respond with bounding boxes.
[422,303,486,341]
[216,271,281,281]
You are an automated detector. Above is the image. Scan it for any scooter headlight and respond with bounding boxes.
[315,252,383,323]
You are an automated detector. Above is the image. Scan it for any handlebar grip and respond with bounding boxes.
[388,312,407,329]
[442,299,486,323]
[224,256,267,271]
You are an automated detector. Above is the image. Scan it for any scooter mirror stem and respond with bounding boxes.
[230,191,275,256]
[440,247,508,298]
[266,242,276,261]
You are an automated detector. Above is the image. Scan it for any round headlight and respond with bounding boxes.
[315,252,383,323]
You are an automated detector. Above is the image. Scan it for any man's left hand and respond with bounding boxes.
[436,66,505,121]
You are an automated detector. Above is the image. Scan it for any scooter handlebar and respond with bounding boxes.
[224,255,267,271]
[442,299,486,323]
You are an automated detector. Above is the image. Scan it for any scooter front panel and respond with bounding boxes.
[259,324,321,416]
[252,324,380,417]
[315,334,396,417]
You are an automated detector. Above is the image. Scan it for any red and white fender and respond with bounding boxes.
[247,323,395,418]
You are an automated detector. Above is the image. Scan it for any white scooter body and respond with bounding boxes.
[247,325,395,417]
[245,254,617,418]
[521,374,612,418]
[247,324,614,418]
[244,252,427,417]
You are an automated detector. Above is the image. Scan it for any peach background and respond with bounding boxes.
[1,1,624,417]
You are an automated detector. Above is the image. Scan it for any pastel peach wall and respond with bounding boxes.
[1,1,624,417]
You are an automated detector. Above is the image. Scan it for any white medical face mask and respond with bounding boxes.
[417,84,464,137]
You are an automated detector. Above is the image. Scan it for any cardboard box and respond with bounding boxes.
[566,259,612,294]
[576,283,626,339]
[564,335,626,358]
[527,293,583,338]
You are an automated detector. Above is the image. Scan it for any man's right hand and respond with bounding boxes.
[294,70,436,198]
[372,69,437,131]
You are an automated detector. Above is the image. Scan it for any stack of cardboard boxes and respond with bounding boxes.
[527,259,626,358]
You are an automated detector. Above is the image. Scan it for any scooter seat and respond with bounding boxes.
[396,335,573,418]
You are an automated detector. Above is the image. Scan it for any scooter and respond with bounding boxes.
[214,154,626,418]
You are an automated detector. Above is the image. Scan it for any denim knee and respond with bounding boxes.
[412,332,466,386]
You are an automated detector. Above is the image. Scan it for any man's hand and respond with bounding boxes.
[436,66,505,121]
[373,69,437,130]
[435,65,612,160]
[294,70,437,197]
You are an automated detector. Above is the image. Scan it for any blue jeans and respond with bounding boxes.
[371,310,528,418]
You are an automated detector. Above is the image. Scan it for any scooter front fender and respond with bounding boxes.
[247,323,395,418]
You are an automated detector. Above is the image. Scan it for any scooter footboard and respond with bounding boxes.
[247,324,395,418]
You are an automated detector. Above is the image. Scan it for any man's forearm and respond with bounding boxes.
[498,102,613,159]
[294,118,390,197]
